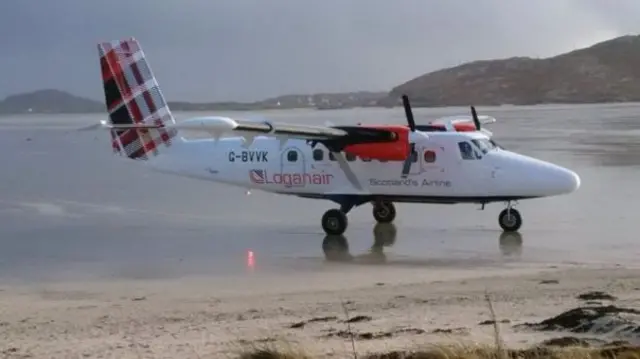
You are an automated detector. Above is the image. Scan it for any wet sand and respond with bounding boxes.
[2,264,640,358]
[1,104,640,357]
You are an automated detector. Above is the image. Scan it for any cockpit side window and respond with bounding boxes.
[458,141,476,160]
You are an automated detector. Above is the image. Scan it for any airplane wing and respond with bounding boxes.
[83,115,405,192]
[87,115,402,149]
[430,114,497,126]
[86,116,344,138]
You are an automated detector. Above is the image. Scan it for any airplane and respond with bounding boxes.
[85,37,581,236]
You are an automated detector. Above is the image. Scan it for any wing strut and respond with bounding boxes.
[331,151,363,191]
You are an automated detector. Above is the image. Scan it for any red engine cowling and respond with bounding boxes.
[429,121,477,132]
[343,125,410,161]
[452,122,477,132]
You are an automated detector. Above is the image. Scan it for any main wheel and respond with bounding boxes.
[322,209,348,235]
[373,201,396,223]
[498,208,522,232]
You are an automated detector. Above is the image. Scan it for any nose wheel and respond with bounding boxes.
[498,208,522,232]
[373,201,396,223]
[322,209,348,235]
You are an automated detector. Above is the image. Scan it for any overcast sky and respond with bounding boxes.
[1,0,639,102]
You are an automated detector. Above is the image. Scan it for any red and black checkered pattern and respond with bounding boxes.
[97,38,178,160]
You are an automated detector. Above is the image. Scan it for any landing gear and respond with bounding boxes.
[498,207,522,232]
[321,209,348,235]
[319,199,395,235]
[372,201,396,223]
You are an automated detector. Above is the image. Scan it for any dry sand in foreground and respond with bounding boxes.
[1,262,640,358]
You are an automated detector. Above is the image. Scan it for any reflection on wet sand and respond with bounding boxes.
[499,231,523,257]
[322,224,524,264]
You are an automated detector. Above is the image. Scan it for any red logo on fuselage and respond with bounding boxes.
[249,169,333,187]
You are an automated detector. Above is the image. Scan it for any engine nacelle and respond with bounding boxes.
[343,125,410,161]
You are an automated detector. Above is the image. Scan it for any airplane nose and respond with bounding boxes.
[554,167,581,194]
[490,151,581,197]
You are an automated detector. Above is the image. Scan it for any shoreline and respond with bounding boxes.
[4,100,640,118]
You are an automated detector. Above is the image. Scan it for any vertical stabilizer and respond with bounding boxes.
[97,37,178,160]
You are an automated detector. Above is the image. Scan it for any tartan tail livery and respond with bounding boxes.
[97,37,179,160]
[82,37,580,237]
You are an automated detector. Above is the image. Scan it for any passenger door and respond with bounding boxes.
[280,146,306,175]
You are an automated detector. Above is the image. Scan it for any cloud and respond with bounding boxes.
[0,0,637,102]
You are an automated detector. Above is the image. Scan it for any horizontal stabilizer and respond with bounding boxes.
[77,120,169,132]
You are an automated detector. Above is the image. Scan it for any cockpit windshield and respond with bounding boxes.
[471,138,496,154]
[458,138,501,160]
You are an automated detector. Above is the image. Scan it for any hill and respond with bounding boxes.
[387,34,640,107]
[0,89,387,115]
[5,35,640,114]
[0,89,105,114]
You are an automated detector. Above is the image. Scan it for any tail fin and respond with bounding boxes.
[97,37,179,160]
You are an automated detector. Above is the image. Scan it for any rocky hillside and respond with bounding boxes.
[387,35,640,107]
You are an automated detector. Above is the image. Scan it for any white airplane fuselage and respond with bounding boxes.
[93,37,581,236]
[143,130,580,203]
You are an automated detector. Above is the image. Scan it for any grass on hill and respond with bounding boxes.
[237,343,640,359]
[233,293,640,359]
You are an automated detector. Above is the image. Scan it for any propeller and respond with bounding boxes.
[401,94,416,132]
[470,105,481,130]
[469,105,495,137]
[401,94,417,178]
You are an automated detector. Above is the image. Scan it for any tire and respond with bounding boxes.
[498,208,522,232]
[322,209,348,235]
[372,201,396,223]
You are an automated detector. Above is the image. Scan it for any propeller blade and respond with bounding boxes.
[401,94,416,132]
[401,143,416,178]
[470,106,480,130]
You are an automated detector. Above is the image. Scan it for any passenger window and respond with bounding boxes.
[424,150,436,163]
[287,150,298,162]
[458,141,476,160]
[361,157,371,162]
[312,149,323,161]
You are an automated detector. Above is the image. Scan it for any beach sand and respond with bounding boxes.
[2,261,640,359]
